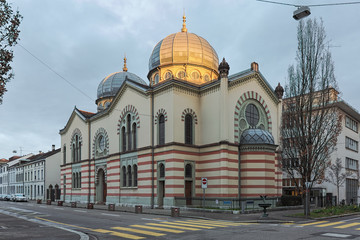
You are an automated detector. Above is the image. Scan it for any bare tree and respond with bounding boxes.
[326,158,354,205]
[0,0,22,104]
[281,18,342,215]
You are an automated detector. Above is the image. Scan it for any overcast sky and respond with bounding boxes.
[1,0,360,159]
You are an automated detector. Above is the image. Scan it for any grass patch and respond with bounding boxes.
[293,205,360,218]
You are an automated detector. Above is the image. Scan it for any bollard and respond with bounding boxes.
[87,203,94,209]
[37,199,42,204]
[57,201,63,206]
[46,200,51,205]
[71,202,77,208]
[171,207,180,217]
[135,205,142,214]
[108,204,115,211]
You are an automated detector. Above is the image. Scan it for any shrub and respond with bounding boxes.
[280,195,302,206]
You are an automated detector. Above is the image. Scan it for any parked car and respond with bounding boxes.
[0,194,4,200]
[13,194,27,202]
[3,194,12,201]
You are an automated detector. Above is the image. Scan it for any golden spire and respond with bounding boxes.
[123,54,128,72]
[181,13,187,32]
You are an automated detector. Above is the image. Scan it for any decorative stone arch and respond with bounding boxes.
[117,105,140,134]
[70,128,83,147]
[155,108,168,124]
[234,91,272,144]
[95,165,107,185]
[92,127,110,158]
[181,108,198,125]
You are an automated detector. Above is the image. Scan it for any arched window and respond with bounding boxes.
[185,164,192,178]
[72,143,76,162]
[133,165,138,187]
[127,114,132,150]
[122,127,126,152]
[185,114,193,145]
[122,166,127,187]
[72,173,75,188]
[63,145,66,165]
[159,163,165,178]
[127,165,132,187]
[159,115,165,145]
[132,122,137,149]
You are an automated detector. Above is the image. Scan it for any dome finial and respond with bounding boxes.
[181,11,187,32]
[123,54,128,72]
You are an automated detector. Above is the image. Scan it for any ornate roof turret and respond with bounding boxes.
[218,57,230,77]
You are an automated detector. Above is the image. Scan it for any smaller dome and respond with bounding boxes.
[97,71,146,99]
[240,129,274,145]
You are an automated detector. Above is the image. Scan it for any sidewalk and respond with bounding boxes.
[34,200,308,223]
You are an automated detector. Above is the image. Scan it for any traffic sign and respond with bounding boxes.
[305,182,311,188]
[201,177,208,189]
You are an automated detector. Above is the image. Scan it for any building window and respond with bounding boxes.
[245,104,259,127]
[159,114,165,145]
[204,74,210,82]
[345,137,358,152]
[132,123,137,149]
[133,165,138,187]
[127,114,132,151]
[159,163,165,179]
[122,127,126,152]
[346,157,358,171]
[185,164,192,178]
[177,70,186,79]
[191,71,200,80]
[185,114,193,145]
[63,145,66,165]
[127,165,132,187]
[122,166,127,187]
[346,116,358,133]
[346,178,358,204]
[154,73,159,84]
[71,134,82,163]
[164,71,172,80]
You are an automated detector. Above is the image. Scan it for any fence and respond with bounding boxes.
[174,197,280,210]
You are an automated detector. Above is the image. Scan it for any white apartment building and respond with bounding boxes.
[283,98,360,204]
[24,147,61,201]
[0,161,9,194]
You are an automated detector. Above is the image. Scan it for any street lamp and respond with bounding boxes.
[293,6,311,20]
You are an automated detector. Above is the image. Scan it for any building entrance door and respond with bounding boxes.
[158,180,165,208]
[96,169,107,203]
[185,181,192,206]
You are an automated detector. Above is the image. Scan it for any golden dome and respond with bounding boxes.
[148,16,219,85]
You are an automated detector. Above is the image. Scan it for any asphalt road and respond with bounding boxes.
[1,201,360,240]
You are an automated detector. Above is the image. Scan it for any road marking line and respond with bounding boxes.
[73,210,87,213]
[322,233,352,238]
[186,220,247,226]
[141,218,163,222]
[343,217,360,222]
[101,213,119,217]
[111,226,165,237]
[334,222,360,229]
[300,221,328,226]
[130,225,184,233]
[0,226,8,229]
[146,223,200,231]
[93,229,144,239]
[36,217,142,239]
[165,222,214,229]
[54,208,64,210]
[315,222,344,227]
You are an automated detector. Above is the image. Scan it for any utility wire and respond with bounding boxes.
[18,43,94,102]
[257,0,360,7]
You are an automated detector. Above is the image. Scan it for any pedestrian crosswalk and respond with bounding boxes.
[285,220,360,230]
[35,218,258,239]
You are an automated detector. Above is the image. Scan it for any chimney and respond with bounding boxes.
[251,62,259,72]
[52,144,55,151]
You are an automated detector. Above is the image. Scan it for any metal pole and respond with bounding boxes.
[203,189,205,208]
